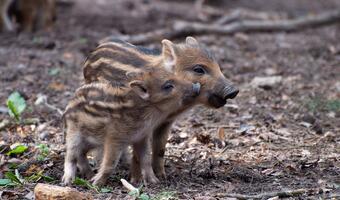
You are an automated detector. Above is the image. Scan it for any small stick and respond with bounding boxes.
[215,9,281,25]
[215,188,326,199]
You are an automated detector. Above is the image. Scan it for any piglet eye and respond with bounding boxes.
[193,65,206,75]
[162,81,174,91]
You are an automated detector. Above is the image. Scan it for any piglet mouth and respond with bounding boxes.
[208,86,239,108]
[208,94,227,108]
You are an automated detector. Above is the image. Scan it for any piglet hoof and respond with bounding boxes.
[155,170,167,180]
[91,174,106,186]
[130,177,140,186]
[153,164,167,180]
[143,172,160,186]
[61,174,74,186]
[80,170,95,180]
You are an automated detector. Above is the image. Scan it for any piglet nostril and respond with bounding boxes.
[224,88,239,99]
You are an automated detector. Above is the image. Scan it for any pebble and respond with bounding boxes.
[250,76,282,90]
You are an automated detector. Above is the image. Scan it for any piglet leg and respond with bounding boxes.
[91,139,122,186]
[130,151,142,184]
[132,137,159,185]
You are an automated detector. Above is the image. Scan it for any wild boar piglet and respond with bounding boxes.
[62,69,200,186]
[83,37,239,179]
[0,0,56,32]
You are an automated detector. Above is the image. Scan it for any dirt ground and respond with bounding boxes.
[0,0,339,199]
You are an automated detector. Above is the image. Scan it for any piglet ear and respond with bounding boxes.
[161,39,177,72]
[186,36,199,47]
[129,80,150,100]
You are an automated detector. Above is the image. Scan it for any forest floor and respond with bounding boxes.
[0,0,339,199]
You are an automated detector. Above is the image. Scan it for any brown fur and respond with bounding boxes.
[83,37,239,180]
[0,0,56,32]
[62,69,199,186]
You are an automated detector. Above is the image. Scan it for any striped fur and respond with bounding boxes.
[83,40,162,85]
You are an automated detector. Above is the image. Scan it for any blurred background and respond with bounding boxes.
[0,0,339,199]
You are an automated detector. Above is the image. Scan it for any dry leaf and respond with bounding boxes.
[217,127,225,141]
[48,82,66,91]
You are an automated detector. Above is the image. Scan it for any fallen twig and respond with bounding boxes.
[215,188,324,199]
[43,102,63,116]
[101,10,340,44]
[195,0,207,21]
[35,94,63,116]
[215,9,283,25]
